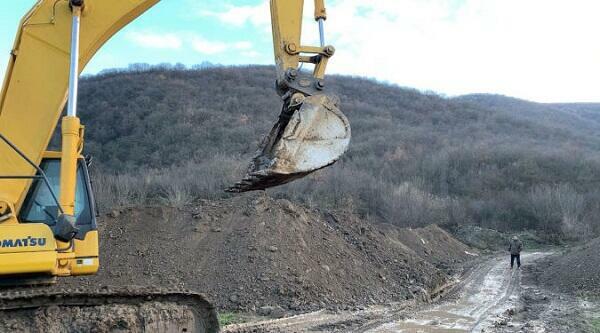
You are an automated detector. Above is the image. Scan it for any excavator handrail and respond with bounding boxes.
[0,132,64,215]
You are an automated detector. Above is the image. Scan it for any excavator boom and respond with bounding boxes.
[0,0,160,211]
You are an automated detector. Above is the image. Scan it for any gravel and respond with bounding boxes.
[540,238,600,296]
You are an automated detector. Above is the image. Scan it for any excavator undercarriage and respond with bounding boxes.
[0,287,219,332]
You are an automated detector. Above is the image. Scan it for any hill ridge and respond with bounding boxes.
[77,65,600,239]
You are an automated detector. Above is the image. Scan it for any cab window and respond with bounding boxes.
[19,159,94,227]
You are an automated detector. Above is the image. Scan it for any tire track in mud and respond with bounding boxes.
[224,253,550,333]
[470,258,521,331]
[365,252,548,333]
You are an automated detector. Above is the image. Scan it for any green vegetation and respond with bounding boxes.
[76,64,600,241]
[589,318,600,333]
[218,312,246,326]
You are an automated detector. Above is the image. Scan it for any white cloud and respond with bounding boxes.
[234,41,253,50]
[200,2,270,28]
[127,30,256,56]
[127,32,183,49]
[191,37,228,54]
[241,50,261,58]
[202,0,600,102]
[191,38,254,55]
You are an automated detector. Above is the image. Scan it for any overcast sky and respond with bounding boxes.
[1,0,599,103]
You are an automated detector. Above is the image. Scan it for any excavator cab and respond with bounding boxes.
[0,152,99,282]
[20,155,97,238]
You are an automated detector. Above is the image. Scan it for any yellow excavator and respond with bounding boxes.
[0,0,350,331]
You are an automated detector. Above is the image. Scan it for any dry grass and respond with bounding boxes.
[80,66,600,238]
[92,155,244,212]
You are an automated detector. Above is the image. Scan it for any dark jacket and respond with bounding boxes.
[508,239,523,255]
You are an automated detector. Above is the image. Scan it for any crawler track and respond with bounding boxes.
[0,286,219,333]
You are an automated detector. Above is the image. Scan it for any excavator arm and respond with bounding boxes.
[272,0,332,84]
[230,0,351,191]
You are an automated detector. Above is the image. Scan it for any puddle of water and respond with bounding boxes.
[367,256,526,333]
[373,320,468,333]
[367,303,475,333]
[421,311,473,322]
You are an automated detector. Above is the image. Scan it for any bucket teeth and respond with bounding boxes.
[228,94,350,193]
[227,170,311,193]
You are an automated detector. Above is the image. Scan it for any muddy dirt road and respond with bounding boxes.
[226,252,591,333]
[364,252,547,333]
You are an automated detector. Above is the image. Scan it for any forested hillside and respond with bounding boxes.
[76,65,600,240]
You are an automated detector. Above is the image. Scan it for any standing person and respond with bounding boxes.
[508,236,523,269]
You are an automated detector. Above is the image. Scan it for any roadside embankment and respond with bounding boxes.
[539,237,600,297]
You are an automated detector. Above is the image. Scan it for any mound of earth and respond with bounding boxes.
[57,194,474,313]
[540,237,600,295]
[380,224,476,273]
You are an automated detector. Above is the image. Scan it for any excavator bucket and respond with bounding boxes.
[228,94,350,192]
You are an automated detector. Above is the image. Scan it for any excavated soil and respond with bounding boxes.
[59,194,473,313]
[476,250,600,333]
[224,252,600,333]
[540,237,600,296]
[0,195,476,332]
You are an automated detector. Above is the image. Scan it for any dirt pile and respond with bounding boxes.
[540,237,600,296]
[56,194,474,313]
[379,224,476,274]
